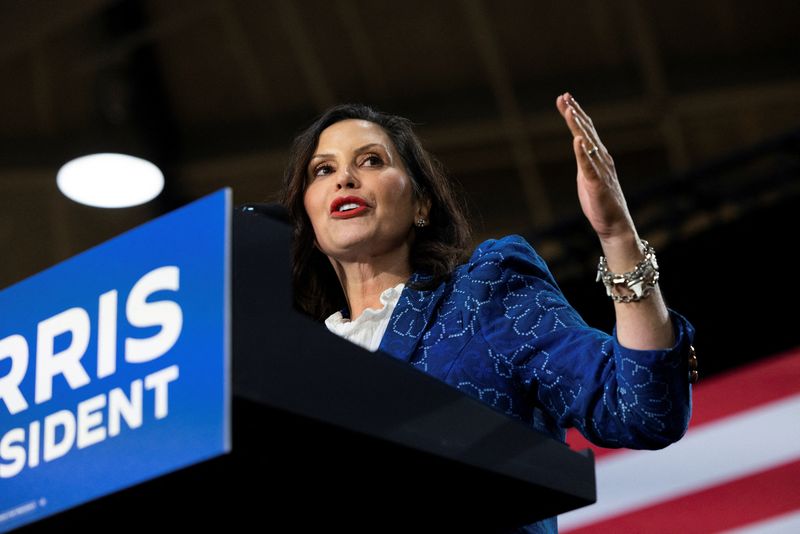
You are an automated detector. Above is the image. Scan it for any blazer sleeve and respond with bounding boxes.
[470,235,695,449]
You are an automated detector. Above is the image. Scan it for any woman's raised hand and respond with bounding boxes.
[556,92,637,245]
[556,93,677,351]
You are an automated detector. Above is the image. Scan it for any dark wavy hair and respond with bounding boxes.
[281,103,472,321]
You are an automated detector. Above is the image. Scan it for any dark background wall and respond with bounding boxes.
[1,0,799,378]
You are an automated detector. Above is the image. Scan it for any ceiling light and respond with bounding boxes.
[56,153,164,208]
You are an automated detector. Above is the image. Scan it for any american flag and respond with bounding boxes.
[560,347,800,533]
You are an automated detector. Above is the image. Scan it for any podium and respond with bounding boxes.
[19,202,595,533]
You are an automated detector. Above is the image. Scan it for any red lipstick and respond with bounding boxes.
[330,196,371,219]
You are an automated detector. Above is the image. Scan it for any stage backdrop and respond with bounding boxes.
[0,189,231,531]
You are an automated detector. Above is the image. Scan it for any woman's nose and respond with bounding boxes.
[336,166,358,189]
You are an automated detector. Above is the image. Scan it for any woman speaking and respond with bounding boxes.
[280,93,697,533]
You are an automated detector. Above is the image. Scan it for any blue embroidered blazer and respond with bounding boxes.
[376,236,695,533]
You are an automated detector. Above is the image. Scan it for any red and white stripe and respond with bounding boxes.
[561,347,800,533]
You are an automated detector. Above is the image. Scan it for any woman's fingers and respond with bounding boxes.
[557,91,620,181]
[576,135,604,181]
[573,114,601,155]
[558,91,634,239]
[575,134,615,188]
[563,94,614,167]
[564,93,593,126]
[562,103,613,182]
[558,96,602,163]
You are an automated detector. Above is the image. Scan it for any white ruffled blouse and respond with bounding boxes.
[324,282,405,352]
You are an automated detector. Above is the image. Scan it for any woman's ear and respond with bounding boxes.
[412,197,433,229]
[417,197,432,221]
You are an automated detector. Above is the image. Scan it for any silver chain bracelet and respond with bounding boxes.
[596,239,659,303]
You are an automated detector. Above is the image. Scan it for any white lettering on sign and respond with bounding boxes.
[35,307,92,405]
[0,335,29,415]
[97,289,118,379]
[125,266,183,364]
[0,365,179,479]
[0,266,182,416]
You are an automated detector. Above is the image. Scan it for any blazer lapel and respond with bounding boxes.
[378,273,447,363]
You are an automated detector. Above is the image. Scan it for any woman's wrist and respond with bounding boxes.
[598,238,659,303]
[599,230,644,273]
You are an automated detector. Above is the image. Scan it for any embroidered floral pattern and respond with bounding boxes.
[379,235,695,450]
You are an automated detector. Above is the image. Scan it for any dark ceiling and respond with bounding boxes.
[1,0,799,294]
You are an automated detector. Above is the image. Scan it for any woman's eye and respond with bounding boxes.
[313,164,334,177]
[361,154,383,167]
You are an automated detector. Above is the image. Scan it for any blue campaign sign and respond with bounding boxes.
[0,189,231,531]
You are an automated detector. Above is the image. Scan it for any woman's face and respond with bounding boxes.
[303,119,427,264]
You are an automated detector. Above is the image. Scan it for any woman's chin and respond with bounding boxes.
[319,234,373,259]
[321,233,411,264]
